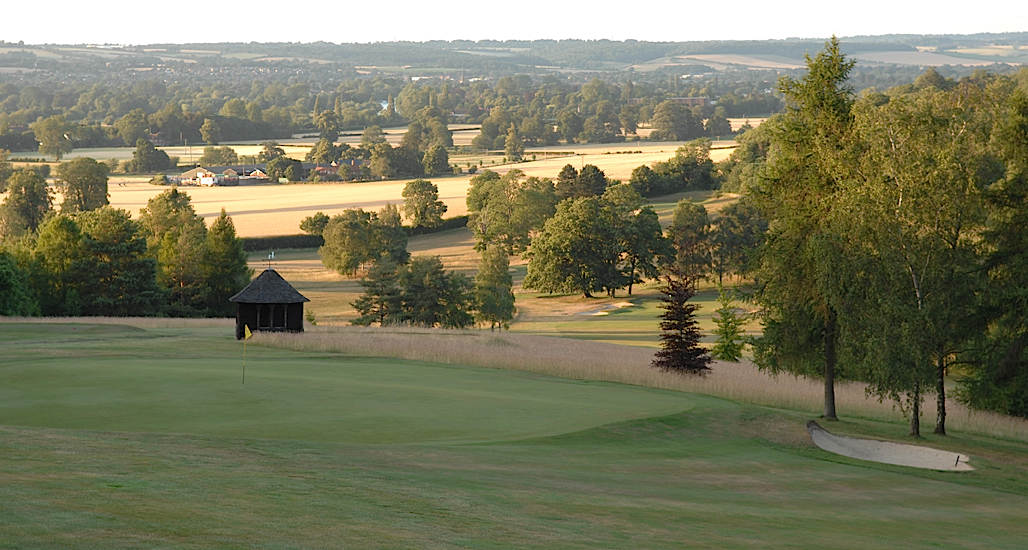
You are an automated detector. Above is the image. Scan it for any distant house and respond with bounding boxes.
[334,159,366,179]
[205,164,267,177]
[174,167,216,185]
[229,269,310,340]
[245,169,269,184]
[176,165,269,186]
[311,164,339,177]
[181,167,215,180]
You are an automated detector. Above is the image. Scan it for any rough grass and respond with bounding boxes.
[254,326,1028,443]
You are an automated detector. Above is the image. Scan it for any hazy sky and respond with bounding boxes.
[3,0,1025,46]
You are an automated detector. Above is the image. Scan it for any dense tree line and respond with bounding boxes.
[0,67,788,158]
[0,164,251,317]
[739,38,1028,432]
[4,36,1015,159]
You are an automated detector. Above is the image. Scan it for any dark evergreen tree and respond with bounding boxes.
[398,256,475,329]
[653,275,711,374]
[352,256,402,326]
[554,164,579,199]
[203,209,252,317]
[474,246,515,330]
[351,255,474,328]
[0,251,38,315]
[71,207,166,316]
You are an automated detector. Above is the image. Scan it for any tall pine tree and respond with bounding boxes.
[653,274,711,374]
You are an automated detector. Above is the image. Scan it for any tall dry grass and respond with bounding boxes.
[0,316,234,329]
[255,326,1028,443]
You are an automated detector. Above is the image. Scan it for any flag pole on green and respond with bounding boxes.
[243,324,252,383]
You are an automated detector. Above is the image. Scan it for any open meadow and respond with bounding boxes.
[2,320,1028,548]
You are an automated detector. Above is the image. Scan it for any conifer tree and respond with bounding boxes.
[653,274,711,374]
[351,256,402,326]
[711,284,746,362]
[203,209,252,317]
[475,246,515,330]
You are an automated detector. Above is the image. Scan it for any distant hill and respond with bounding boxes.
[2,33,1025,76]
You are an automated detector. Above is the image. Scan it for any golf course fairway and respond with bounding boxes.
[2,322,1028,549]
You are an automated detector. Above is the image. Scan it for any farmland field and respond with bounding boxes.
[93,142,734,237]
[3,321,1028,548]
[851,50,1006,66]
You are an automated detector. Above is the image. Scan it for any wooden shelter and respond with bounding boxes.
[229,269,309,340]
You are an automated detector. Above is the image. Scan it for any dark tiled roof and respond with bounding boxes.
[229,269,309,304]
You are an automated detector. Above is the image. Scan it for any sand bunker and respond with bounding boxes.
[576,301,636,316]
[807,421,973,471]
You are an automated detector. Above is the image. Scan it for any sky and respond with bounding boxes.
[3,0,1026,46]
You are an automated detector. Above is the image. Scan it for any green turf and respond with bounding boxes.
[3,322,1028,549]
[0,323,693,444]
[511,285,760,349]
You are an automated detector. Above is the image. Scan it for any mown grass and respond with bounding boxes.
[258,325,1028,443]
[3,321,1028,548]
[0,323,692,444]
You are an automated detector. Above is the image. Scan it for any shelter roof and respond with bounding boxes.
[229,269,309,304]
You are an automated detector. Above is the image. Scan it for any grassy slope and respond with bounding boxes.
[3,323,1028,549]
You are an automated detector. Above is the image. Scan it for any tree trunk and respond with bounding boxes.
[628,260,636,296]
[823,309,838,420]
[909,384,921,437]
[934,351,946,435]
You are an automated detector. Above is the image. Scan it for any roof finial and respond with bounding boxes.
[268,251,275,269]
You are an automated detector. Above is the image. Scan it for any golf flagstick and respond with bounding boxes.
[243,324,252,383]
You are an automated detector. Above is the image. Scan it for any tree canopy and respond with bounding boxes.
[402,179,447,229]
[56,157,109,213]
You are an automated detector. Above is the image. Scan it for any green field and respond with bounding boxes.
[3,322,1028,548]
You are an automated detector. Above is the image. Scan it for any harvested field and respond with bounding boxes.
[853,51,1007,66]
[101,142,732,237]
[678,54,806,69]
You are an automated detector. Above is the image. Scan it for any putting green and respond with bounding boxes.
[0,323,694,443]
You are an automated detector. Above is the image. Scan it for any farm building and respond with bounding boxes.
[229,269,309,340]
[177,167,215,184]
